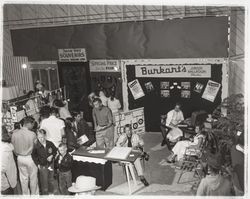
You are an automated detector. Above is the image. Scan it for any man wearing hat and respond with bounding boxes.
[68,176,101,195]
[196,153,233,196]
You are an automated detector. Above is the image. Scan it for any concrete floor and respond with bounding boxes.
[96,132,198,195]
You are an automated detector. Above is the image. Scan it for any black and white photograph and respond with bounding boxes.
[160,81,170,90]
[181,90,191,98]
[0,0,248,197]
[181,82,191,90]
[160,90,170,98]
[144,81,154,92]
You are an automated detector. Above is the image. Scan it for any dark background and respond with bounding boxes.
[11,16,228,61]
[126,64,223,132]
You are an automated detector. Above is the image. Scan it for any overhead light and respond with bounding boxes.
[21,63,27,69]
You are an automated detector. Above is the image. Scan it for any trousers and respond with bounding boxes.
[58,170,72,195]
[96,126,114,149]
[38,166,55,195]
[17,155,39,195]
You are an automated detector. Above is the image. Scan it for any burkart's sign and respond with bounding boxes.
[135,64,211,78]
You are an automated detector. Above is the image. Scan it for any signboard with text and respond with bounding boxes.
[135,64,211,78]
[90,60,120,72]
[58,48,87,62]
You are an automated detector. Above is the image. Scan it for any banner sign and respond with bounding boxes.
[128,79,145,100]
[90,60,120,72]
[202,80,221,102]
[135,64,211,78]
[58,48,87,62]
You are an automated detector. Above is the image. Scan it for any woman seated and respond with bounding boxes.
[167,124,205,163]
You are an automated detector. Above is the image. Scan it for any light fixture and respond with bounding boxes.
[21,63,27,69]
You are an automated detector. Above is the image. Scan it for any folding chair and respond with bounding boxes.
[177,140,206,184]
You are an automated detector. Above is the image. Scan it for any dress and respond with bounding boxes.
[172,133,205,161]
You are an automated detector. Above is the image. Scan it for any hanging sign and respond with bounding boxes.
[202,80,221,102]
[128,79,145,100]
[90,60,120,72]
[135,64,211,78]
[58,48,87,62]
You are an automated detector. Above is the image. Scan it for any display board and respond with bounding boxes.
[113,107,145,139]
[126,63,223,132]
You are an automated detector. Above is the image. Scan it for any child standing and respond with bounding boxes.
[32,129,57,195]
[54,143,73,195]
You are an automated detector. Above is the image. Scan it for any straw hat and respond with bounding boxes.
[68,176,101,193]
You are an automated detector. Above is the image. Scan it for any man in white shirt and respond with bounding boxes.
[116,124,149,186]
[40,107,65,148]
[164,103,184,144]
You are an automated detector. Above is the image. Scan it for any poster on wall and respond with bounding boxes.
[128,79,145,100]
[202,80,221,102]
[181,82,191,89]
[145,82,154,92]
[194,82,204,93]
[181,90,191,98]
[160,81,169,89]
[161,90,170,98]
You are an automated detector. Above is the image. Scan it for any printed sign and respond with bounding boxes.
[135,64,211,78]
[58,48,87,62]
[194,82,204,93]
[202,80,221,102]
[90,60,120,72]
[128,79,145,100]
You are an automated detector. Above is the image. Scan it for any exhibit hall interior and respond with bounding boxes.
[1,2,247,197]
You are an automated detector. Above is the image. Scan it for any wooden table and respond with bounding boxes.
[72,146,142,194]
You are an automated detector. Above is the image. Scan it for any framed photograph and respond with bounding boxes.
[160,81,169,89]
[181,82,190,90]
[181,90,191,98]
[161,90,170,98]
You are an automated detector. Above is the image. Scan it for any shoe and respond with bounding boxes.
[140,177,149,186]
[161,139,166,146]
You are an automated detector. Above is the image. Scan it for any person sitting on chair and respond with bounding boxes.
[165,103,184,144]
[116,124,149,186]
[167,124,205,163]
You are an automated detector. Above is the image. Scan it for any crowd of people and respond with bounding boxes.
[1,83,244,196]
[1,84,150,195]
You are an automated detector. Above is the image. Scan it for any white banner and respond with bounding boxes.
[135,64,211,78]
[90,60,120,72]
[128,79,145,100]
[58,48,87,62]
[202,80,221,102]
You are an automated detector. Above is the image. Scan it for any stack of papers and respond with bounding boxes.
[105,147,132,160]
